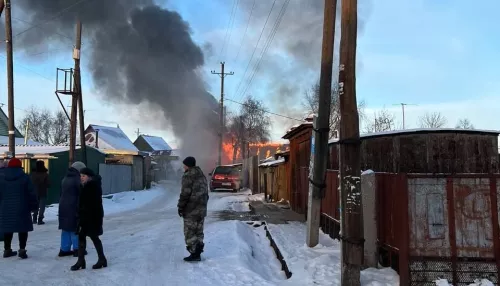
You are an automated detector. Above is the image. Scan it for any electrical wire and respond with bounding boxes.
[233,0,276,98]
[11,16,73,43]
[222,0,240,61]
[225,97,304,122]
[233,0,255,63]
[218,0,238,61]
[238,0,289,100]
[10,0,93,41]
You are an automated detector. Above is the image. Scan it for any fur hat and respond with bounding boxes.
[182,156,196,168]
[79,167,95,177]
[71,161,86,172]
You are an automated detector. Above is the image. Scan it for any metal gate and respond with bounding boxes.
[99,163,132,195]
[406,175,500,285]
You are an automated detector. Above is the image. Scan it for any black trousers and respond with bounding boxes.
[3,232,28,250]
[77,232,105,260]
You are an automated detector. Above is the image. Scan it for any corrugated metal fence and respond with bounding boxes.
[99,164,132,195]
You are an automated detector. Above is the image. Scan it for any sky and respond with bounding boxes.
[2,0,500,147]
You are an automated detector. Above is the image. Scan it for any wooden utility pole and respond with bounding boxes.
[306,0,337,247]
[211,62,234,166]
[338,0,363,284]
[75,22,86,165]
[69,21,82,165]
[4,0,14,155]
[136,128,140,138]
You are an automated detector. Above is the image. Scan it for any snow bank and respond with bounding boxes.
[268,222,399,285]
[44,185,165,222]
[208,189,263,212]
[200,220,286,285]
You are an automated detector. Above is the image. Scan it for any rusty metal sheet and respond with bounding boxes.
[408,178,451,257]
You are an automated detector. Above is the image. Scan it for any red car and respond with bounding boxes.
[209,164,242,192]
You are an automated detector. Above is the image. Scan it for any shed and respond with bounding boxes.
[259,156,288,203]
[133,135,172,154]
[328,128,500,173]
[100,149,147,192]
[282,115,313,215]
[84,124,138,151]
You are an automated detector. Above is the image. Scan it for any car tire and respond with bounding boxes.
[232,189,238,193]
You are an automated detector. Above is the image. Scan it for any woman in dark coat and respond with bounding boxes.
[31,160,50,225]
[71,167,107,271]
[58,161,86,257]
[0,158,38,259]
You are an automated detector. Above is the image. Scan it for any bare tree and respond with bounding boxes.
[418,112,447,128]
[226,96,271,162]
[303,80,365,139]
[364,108,395,133]
[17,106,69,144]
[455,118,474,129]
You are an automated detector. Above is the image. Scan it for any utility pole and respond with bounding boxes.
[306,0,337,247]
[211,62,234,166]
[338,0,363,284]
[393,103,417,129]
[4,0,14,156]
[74,21,86,165]
[135,128,140,138]
[69,21,82,165]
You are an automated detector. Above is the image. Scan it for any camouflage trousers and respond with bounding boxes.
[183,217,205,254]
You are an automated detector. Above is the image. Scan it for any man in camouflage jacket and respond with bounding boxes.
[177,156,209,262]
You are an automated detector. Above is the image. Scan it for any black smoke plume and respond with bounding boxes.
[6,0,220,170]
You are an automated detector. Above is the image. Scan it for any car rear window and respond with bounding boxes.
[214,166,239,175]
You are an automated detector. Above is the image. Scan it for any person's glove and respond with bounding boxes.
[178,209,183,217]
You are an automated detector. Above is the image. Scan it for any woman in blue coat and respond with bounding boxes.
[58,161,86,257]
[0,158,38,259]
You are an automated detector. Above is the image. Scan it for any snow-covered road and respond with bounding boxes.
[0,182,287,286]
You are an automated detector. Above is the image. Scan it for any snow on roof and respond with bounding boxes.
[0,144,103,155]
[328,128,500,144]
[259,157,285,167]
[89,124,138,151]
[141,135,172,151]
[0,136,42,145]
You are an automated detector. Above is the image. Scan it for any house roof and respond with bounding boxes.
[86,124,138,151]
[137,135,172,151]
[328,128,500,144]
[0,107,23,138]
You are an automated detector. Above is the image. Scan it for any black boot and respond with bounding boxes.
[32,215,37,224]
[70,247,86,271]
[70,259,86,271]
[37,221,45,225]
[58,250,74,257]
[18,249,28,259]
[183,252,201,262]
[3,249,17,258]
[91,236,107,269]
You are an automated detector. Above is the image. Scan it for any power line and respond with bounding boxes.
[238,0,289,100]
[222,0,240,60]
[218,0,238,61]
[11,16,73,43]
[10,0,92,41]
[225,97,304,122]
[233,0,277,98]
[233,0,255,63]
[0,55,53,82]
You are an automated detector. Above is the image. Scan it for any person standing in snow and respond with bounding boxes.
[58,161,87,257]
[71,167,107,271]
[31,160,51,225]
[0,158,38,259]
[177,156,209,262]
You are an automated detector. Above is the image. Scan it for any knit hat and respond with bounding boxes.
[7,158,22,168]
[182,156,196,168]
[79,167,95,177]
[71,161,86,172]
